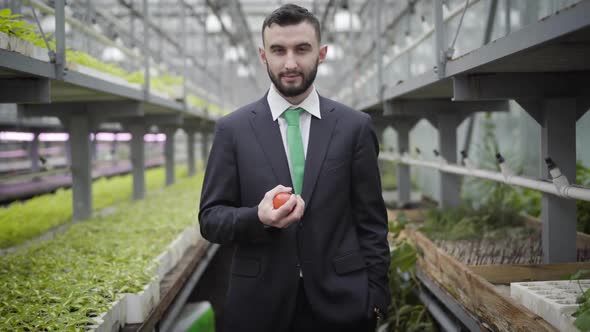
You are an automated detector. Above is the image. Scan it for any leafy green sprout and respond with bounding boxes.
[0,8,55,50]
[0,166,188,249]
[570,269,590,331]
[0,171,204,330]
[383,213,436,332]
[0,8,230,113]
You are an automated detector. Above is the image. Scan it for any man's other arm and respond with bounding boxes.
[351,113,391,316]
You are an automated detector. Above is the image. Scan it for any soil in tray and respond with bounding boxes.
[389,208,590,265]
[418,225,590,265]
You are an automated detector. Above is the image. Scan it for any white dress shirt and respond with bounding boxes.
[267,84,320,278]
[267,84,321,175]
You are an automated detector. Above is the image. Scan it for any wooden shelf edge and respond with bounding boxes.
[405,228,559,332]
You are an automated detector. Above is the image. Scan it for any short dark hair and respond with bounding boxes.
[262,4,321,44]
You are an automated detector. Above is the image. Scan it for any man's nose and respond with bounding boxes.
[284,52,298,70]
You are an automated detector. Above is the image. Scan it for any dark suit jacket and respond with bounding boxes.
[198,93,390,331]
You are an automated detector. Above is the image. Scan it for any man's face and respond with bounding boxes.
[259,21,327,98]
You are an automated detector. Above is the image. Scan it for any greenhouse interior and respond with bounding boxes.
[1,0,590,331]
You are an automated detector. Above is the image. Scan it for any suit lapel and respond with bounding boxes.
[301,96,337,205]
[249,97,293,188]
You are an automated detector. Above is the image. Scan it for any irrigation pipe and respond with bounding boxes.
[380,153,590,203]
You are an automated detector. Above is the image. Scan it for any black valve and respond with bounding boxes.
[545,157,556,170]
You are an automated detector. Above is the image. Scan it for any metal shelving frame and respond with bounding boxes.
[0,0,216,220]
[0,2,218,325]
[360,26,590,332]
[367,0,590,264]
[363,10,590,329]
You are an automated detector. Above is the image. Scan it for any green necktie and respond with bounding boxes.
[282,108,305,195]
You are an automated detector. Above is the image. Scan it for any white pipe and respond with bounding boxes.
[380,153,590,202]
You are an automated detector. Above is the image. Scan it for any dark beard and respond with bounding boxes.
[267,59,319,98]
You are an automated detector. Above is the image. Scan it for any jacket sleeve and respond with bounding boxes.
[351,113,391,315]
[198,120,274,245]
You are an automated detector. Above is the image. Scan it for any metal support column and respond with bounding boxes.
[30,131,40,172]
[142,0,150,98]
[483,0,499,46]
[348,3,356,105]
[110,139,118,165]
[375,0,384,104]
[505,0,512,34]
[91,134,97,162]
[55,0,66,80]
[163,127,177,186]
[393,119,418,206]
[203,5,209,74]
[437,114,462,208]
[130,0,135,61]
[157,2,163,63]
[217,43,224,110]
[433,0,446,78]
[64,138,72,167]
[186,129,196,177]
[518,99,578,263]
[180,0,187,105]
[129,123,146,200]
[64,116,93,221]
[541,101,577,263]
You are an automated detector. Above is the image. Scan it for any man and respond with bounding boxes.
[199,4,390,332]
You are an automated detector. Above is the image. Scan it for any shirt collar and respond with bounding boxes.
[267,84,322,121]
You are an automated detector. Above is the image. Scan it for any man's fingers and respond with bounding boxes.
[278,195,305,227]
[292,195,305,219]
[267,185,292,199]
[259,185,292,227]
[262,191,303,229]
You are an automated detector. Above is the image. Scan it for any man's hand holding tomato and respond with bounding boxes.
[258,184,305,228]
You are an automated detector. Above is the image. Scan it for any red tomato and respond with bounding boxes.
[273,192,292,209]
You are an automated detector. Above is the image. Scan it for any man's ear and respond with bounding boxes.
[259,47,267,65]
[319,44,328,64]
